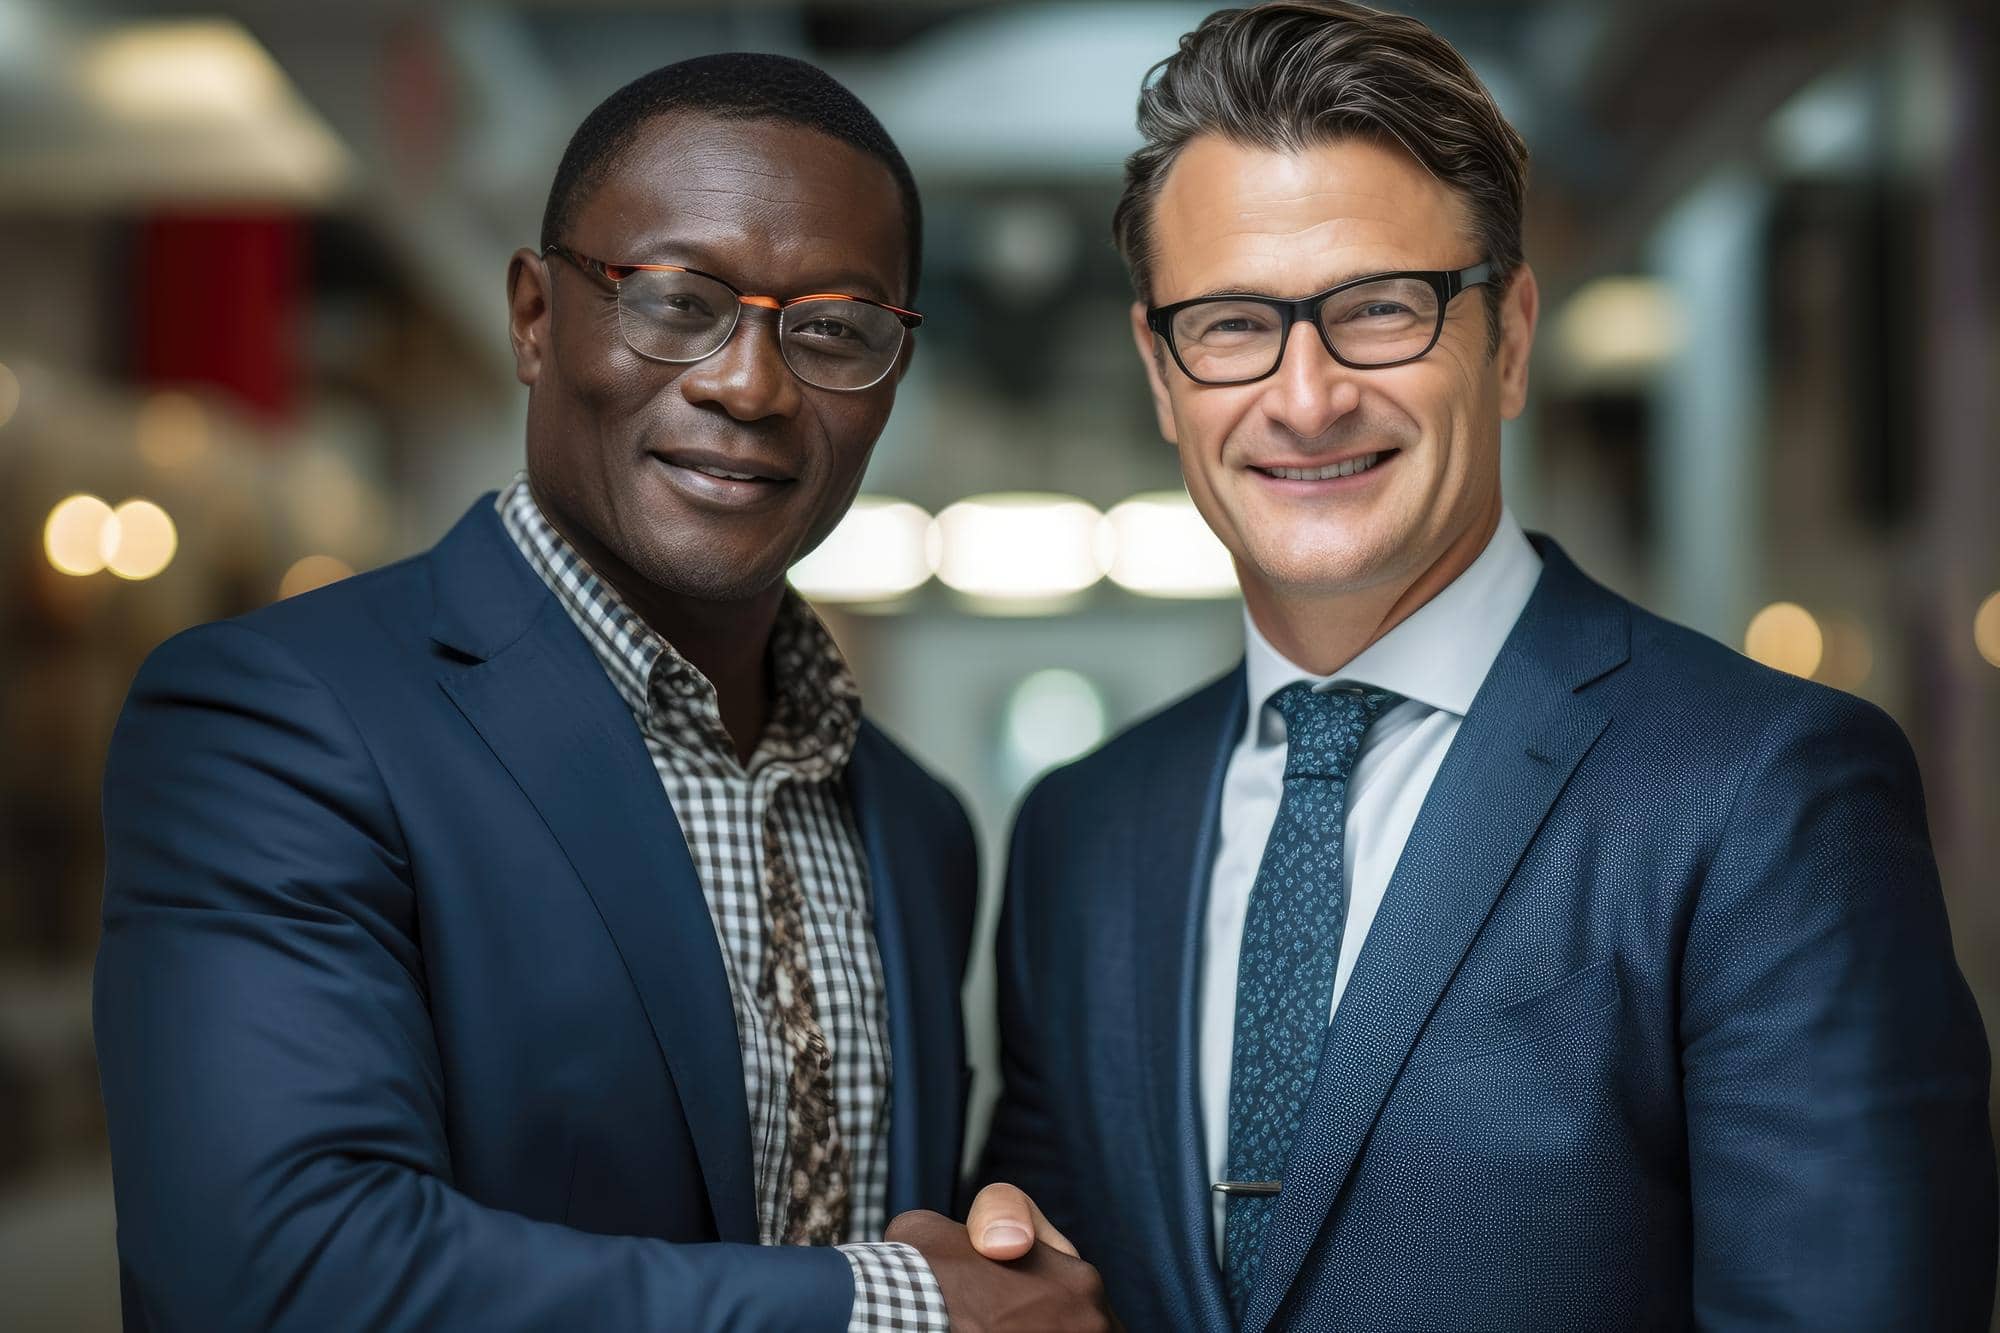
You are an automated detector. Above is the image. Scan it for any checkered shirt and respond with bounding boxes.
[498,480,947,1332]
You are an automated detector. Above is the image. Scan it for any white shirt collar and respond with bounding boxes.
[1242,507,1543,732]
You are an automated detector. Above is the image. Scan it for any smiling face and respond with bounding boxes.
[1132,133,1537,619]
[508,111,912,608]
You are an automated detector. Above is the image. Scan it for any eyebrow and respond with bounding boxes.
[616,235,896,303]
[1181,267,1413,303]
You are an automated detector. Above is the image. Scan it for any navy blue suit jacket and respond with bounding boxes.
[982,538,1994,1331]
[94,498,978,1331]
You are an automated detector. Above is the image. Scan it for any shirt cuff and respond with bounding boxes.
[839,1240,951,1332]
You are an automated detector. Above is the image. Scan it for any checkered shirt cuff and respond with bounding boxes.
[840,1241,950,1332]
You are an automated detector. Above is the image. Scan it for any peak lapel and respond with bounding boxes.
[1243,541,1628,1333]
[429,504,758,1243]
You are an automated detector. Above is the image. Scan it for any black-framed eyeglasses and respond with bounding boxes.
[1145,261,1495,385]
[543,244,923,392]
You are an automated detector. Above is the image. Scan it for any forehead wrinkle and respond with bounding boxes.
[1154,161,1477,303]
[607,211,896,300]
[587,123,906,299]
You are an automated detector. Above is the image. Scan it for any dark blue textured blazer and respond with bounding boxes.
[94,497,978,1331]
[982,537,1995,1332]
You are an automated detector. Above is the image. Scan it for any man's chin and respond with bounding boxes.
[623,540,793,608]
[1241,543,1408,602]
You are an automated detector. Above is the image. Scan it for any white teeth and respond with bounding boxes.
[695,466,760,481]
[1266,452,1382,481]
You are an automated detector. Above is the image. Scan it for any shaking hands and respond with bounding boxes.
[885,1183,1118,1332]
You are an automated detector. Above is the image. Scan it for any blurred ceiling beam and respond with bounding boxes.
[0,7,353,209]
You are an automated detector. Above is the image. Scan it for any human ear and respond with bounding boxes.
[507,248,553,388]
[1130,301,1179,445]
[1496,263,1539,421]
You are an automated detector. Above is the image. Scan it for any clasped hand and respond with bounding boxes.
[885,1183,1118,1332]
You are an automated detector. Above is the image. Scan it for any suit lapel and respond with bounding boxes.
[1243,541,1628,1333]
[847,724,962,1216]
[429,501,759,1243]
[1130,669,1244,1332]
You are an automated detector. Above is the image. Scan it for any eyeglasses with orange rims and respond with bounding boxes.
[543,244,923,392]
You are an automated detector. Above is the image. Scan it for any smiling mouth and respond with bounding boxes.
[688,464,774,483]
[647,452,799,510]
[1252,449,1398,480]
[649,450,797,485]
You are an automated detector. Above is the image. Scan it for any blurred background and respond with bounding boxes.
[1,0,1995,1325]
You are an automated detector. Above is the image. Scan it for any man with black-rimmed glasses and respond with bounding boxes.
[967,4,1996,1330]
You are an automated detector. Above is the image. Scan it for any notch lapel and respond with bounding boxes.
[1242,543,1628,1333]
[429,502,758,1243]
[1130,669,1244,1332]
[846,724,963,1216]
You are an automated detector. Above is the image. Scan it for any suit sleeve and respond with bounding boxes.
[973,776,1083,1237]
[93,622,854,1332]
[1681,690,1997,1330]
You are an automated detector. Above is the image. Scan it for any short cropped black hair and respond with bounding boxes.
[540,52,922,302]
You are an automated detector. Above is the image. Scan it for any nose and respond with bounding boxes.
[1257,320,1363,440]
[676,303,804,422]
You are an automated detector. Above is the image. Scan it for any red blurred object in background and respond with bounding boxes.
[135,214,305,422]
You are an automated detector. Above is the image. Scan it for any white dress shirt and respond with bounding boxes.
[1199,509,1543,1255]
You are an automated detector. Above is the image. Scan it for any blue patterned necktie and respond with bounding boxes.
[1223,680,1401,1322]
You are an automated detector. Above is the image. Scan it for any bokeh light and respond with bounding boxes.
[1816,612,1874,691]
[1745,601,1824,678]
[104,499,178,580]
[0,360,20,429]
[1975,592,2000,669]
[790,497,934,603]
[43,494,115,576]
[136,390,209,470]
[930,493,1107,602]
[1102,491,1238,598]
[279,554,355,600]
[1001,668,1109,786]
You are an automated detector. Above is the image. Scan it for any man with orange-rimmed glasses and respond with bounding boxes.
[95,53,1110,1331]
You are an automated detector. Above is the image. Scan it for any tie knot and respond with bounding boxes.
[1270,681,1400,781]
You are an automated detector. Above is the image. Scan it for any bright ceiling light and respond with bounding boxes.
[81,20,288,124]
[790,497,934,604]
[45,19,353,205]
[931,493,1107,603]
[1554,277,1683,385]
[1102,491,1238,598]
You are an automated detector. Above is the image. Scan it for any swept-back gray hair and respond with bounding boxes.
[1113,0,1528,333]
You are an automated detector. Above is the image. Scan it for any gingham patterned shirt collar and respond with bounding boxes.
[496,477,861,777]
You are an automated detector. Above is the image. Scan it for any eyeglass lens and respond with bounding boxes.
[1168,275,1447,382]
[614,267,906,390]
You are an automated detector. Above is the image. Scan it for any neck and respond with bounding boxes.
[1245,500,1503,677]
[535,500,781,765]
[631,586,782,767]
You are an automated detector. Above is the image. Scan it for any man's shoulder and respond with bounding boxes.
[1621,596,1896,741]
[131,498,505,706]
[238,549,436,652]
[1559,569,1915,789]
